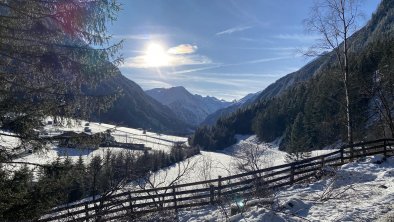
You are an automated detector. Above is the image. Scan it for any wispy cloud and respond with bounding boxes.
[232,46,301,51]
[170,65,223,75]
[177,76,270,87]
[169,54,212,66]
[182,72,281,78]
[216,25,252,36]
[167,44,198,55]
[170,56,292,74]
[132,79,173,89]
[274,34,319,42]
[121,43,212,69]
[228,46,308,58]
[121,54,212,69]
[240,56,293,65]
[238,37,258,42]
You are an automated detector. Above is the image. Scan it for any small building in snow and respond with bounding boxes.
[54,131,101,149]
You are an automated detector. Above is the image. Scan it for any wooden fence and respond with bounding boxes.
[38,138,394,222]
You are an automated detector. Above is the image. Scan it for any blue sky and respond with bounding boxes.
[108,0,381,101]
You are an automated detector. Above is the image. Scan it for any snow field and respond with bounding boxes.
[129,135,288,190]
[138,135,337,189]
[43,118,188,152]
[2,118,188,174]
[178,155,394,222]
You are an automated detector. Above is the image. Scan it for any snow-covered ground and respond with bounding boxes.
[9,124,367,222]
[3,116,335,179]
[178,155,394,222]
[132,135,337,189]
[40,135,289,220]
[2,119,188,169]
[124,135,288,191]
[0,131,21,150]
[43,119,188,152]
[4,124,341,190]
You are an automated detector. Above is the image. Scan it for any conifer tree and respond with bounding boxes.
[0,0,122,162]
[286,113,312,162]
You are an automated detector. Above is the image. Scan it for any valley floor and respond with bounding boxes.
[128,135,337,189]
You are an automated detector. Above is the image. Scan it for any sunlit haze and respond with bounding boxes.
[144,43,170,67]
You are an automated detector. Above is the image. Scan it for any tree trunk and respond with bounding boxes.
[384,108,394,138]
[344,73,353,144]
[342,4,353,145]
[378,90,394,138]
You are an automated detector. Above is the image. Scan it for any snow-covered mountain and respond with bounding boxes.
[201,91,261,126]
[233,91,261,106]
[145,86,232,126]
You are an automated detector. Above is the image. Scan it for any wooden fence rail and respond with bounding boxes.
[38,138,394,222]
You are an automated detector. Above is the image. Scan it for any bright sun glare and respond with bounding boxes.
[144,43,170,67]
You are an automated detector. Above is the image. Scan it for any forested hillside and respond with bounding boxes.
[190,0,394,152]
[200,43,329,127]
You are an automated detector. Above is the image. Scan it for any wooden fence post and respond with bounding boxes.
[161,194,165,209]
[172,186,178,214]
[350,145,354,161]
[362,145,366,156]
[217,176,222,201]
[340,148,344,165]
[85,203,89,221]
[209,184,215,205]
[290,163,295,184]
[383,140,387,158]
[320,156,325,169]
[128,192,133,213]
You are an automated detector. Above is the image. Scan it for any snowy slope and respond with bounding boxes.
[36,133,358,221]
[178,155,394,222]
[127,135,337,189]
[4,128,337,187]
[126,135,288,189]
[43,119,187,151]
[4,119,188,167]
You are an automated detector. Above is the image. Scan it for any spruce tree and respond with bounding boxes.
[286,112,312,162]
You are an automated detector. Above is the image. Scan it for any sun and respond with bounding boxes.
[144,42,170,67]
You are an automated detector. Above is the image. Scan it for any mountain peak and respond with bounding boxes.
[169,86,190,94]
[172,86,186,90]
[145,86,232,126]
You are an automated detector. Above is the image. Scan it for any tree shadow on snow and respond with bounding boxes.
[332,170,377,188]
[53,147,95,157]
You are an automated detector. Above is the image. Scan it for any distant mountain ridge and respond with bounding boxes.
[201,91,261,126]
[85,72,191,134]
[146,86,232,126]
